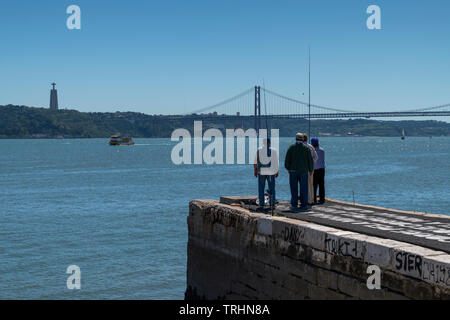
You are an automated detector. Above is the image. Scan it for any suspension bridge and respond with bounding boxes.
[179,86,450,126]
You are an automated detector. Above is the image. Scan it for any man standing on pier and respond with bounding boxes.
[302,134,318,205]
[254,138,279,209]
[311,137,326,204]
[285,133,314,211]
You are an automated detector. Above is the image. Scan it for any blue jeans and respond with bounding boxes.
[289,171,309,208]
[258,175,276,206]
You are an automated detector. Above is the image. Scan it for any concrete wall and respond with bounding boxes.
[186,200,450,300]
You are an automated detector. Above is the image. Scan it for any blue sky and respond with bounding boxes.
[1,0,449,119]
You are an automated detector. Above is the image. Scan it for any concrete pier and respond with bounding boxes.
[186,197,450,300]
[221,197,450,253]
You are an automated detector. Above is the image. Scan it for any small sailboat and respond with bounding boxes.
[401,129,406,140]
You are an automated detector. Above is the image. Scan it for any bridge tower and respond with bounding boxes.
[254,86,261,132]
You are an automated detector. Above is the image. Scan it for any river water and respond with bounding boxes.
[0,137,448,299]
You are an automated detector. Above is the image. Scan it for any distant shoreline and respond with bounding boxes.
[0,135,447,140]
[1,104,449,139]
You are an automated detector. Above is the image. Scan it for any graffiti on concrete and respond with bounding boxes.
[394,251,423,275]
[393,249,450,288]
[423,259,450,287]
[324,234,361,258]
[281,226,305,244]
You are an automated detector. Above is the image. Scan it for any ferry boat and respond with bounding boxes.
[109,135,135,146]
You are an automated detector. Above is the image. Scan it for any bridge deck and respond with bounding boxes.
[220,196,450,254]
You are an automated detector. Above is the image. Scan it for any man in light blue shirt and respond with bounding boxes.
[311,137,326,204]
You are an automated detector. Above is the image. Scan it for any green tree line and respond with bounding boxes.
[1,105,449,138]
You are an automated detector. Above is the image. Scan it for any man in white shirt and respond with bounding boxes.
[254,138,279,208]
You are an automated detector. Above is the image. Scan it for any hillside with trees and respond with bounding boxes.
[1,105,449,138]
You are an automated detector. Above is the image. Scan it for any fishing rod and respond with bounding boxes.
[263,79,275,216]
[262,79,270,147]
[308,46,311,142]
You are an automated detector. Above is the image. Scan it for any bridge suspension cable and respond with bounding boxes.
[262,88,355,114]
[403,103,450,113]
[183,85,450,119]
[186,87,254,115]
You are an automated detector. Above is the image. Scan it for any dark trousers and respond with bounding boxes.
[313,168,325,203]
[289,171,309,209]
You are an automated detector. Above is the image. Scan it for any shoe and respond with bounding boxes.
[299,206,310,212]
[289,206,298,211]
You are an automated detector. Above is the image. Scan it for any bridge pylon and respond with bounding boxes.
[254,86,261,132]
